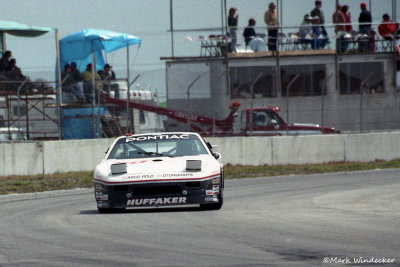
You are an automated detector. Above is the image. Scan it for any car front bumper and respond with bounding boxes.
[95,179,222,209]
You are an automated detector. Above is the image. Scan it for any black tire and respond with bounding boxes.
[200,190,223,210]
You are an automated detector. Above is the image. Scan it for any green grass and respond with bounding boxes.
[223,159,400,179]
[1,160,400,195]
[0,171,93,195]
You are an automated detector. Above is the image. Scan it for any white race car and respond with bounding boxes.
[94,132,224,213]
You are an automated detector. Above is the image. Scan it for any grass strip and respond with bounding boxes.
[1,159,400,195]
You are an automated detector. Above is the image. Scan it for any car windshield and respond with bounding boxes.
[107,133,209,159]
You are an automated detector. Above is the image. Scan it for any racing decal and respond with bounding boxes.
[95,184,103,190]
[212,185,220,192]
[163,173,194,178]
[128,160,148,165]
[126,197,187,206]
[95,192,108,200]
[127,174,154,179]
[206,190,216,195]
[126,134,190,142]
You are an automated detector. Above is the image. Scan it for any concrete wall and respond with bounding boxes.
[1,132,400,176]
[206,132,400,165]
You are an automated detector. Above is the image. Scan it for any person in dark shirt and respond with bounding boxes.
[358,2,372,34]
[61,64,85,103]
[0,51,12,71]
[98,64,120,98]
[311,1,328,37]
[243,18,257,47]
[228,7,238,53]
[358,2,372,52]
[70,62,83,82]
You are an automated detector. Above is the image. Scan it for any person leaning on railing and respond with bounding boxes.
[311,17,327,49]
[298,14,313,47]
[243,18,267,52]
[4,58,33,92]
[378,13,400,41]
[61,64,85,103]
[0,51,12,72]
[98,64,120,99]
[332,4,349,52]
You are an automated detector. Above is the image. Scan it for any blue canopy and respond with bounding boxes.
[59,28,141,72]
[58,29,141,140]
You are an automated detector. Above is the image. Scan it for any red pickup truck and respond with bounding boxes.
[241,106,340,136]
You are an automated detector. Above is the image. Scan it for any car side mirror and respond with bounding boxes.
[213,152,221,160]
[105,147,109,154]
[207,142,213,150]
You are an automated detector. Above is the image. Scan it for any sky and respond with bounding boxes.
[1,0,398,99]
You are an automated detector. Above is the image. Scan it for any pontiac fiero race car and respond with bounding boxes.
[94,132,224,213]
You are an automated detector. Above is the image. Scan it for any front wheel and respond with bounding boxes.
[200,190,223,210]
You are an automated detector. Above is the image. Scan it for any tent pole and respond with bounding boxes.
[91,53,96,138]
[55,30,63,140]
[170,0,174,57]
[126,45,131,133]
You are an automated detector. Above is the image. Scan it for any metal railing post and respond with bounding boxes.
[359,72,373,132]
[321,73,333,127]
[249,73,263,136]
[286,74,299,135]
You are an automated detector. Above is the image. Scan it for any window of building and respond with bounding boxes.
[13,105,27,116]
[339,62,384,94]
[230,66,276,99]
[281,64,326,96]
[139,110,145,124]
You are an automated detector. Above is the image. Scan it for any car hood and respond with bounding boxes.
[94,154,221,184]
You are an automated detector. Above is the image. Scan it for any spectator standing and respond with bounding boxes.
[264,2,279,51]
[82,63,103,103]
[358,2,372,52]
[0,51,12,71]
[98,64,120,98]
[342,5,352,33]
[311,1,328,37]
[228,7,239,53]
[378,14,400,40]
[298,14,313,47]
[358,2,372,34]
[332,5,348,52]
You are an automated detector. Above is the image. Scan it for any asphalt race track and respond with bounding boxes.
[0,169,399,266]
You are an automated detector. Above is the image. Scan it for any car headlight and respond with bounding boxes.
[111,163,127,175]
